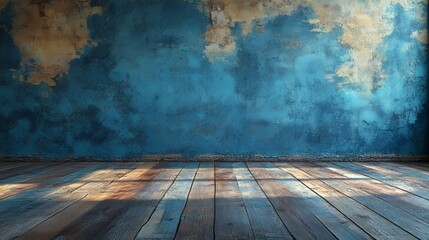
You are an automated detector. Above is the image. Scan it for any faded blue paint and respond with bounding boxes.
[0,0,427,158]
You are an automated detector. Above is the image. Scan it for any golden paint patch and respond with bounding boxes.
[200,0,265,60]
[11,0,101,86]
[203,3,237,61]
[189,0,427,93]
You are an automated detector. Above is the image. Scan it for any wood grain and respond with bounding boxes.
[286,162,417,240]
[15,162,140,240]
[175,162,215,240]
[135,162,198,239]
[215,162,254,239]
[247,162,335,240]
[234,162,292,239]
[273,162,371,239]
[296,162,429,239]
[0,161,427,239]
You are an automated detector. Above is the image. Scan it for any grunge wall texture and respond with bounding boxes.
[0,0,428,158]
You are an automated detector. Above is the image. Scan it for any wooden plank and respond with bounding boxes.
[98,162,185,240]
[0,162,59,180]
[271,162,371,239]
[382,162,429,182]
[295,162,429,239]
[215,162,254,239]
[135,162,198,239]
[48,162,170,240]
[247,162,335,240]
[354,164,429,200]
[385,162,429,176]
[175,162,215,240]
[0,162,94,200]
[283,162,417,240]
[357,162,429,190]
[0,162,32,172]
[0,162,64,199]
[13,162,142,240]
[233,162,293,239]
[0,162,63,182]
[400,162,429,172]
[318,162,429,223]
[0,162,106,220]
[333,162,429,200]
[0,162,139,240]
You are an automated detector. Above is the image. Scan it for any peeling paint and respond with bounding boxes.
[190,0,427,93]
[10,0,101,86]
[0,0,427,158]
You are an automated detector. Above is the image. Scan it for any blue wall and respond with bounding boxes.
[0,0,428,158]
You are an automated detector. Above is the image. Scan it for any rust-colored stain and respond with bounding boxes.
[0,0,426,93]
[190,0,427,93]
[8,0,101,86]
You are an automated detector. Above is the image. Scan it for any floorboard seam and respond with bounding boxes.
[244,162,296,240]
[332,162,429,201]
[133,163,185,240]
[212,162,216,240]
[233,162,256,239]
[172,162,200,239]
[280,162,374,239]
[294,162,421,239]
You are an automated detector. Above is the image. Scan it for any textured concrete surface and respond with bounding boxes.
[0,0,428,158]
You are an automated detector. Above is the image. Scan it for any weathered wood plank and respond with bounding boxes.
[0,162,65,199]
[247,162,335,240]
[135,162,198,239]
[46,162,174,240]
[0,162,94,200]
[319,162,429,223]
[98,162,184,240]
[0,162,32,172]
[333,162,429,200]
[285,162,417,240]
[341,163,429,200]
[272,162,371,239]
[0,162,59,180]
[1,163,135,239]
[0,162,106,221]
[335,162,429,200]
[399,162,429,172]
[14,162,141,240]
[378,162,429,182]
[2,161,428,239]
[296,162,429,239]
[357,162,429,191]
[175,162,215,240]
[232,162,293,239]
[215,162,254,240]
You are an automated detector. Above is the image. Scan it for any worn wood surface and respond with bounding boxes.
[214,162,254,239]
[0,161,428,239]
[175,162,215,240]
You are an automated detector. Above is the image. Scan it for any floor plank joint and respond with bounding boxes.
[0,161,427,239]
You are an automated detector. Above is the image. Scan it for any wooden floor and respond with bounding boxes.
[0,162,428,239]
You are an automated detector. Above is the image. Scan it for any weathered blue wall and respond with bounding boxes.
[0,0,428,158]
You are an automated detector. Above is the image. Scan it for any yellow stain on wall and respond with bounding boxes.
[190,0,427,93]
[10,0,101,86]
